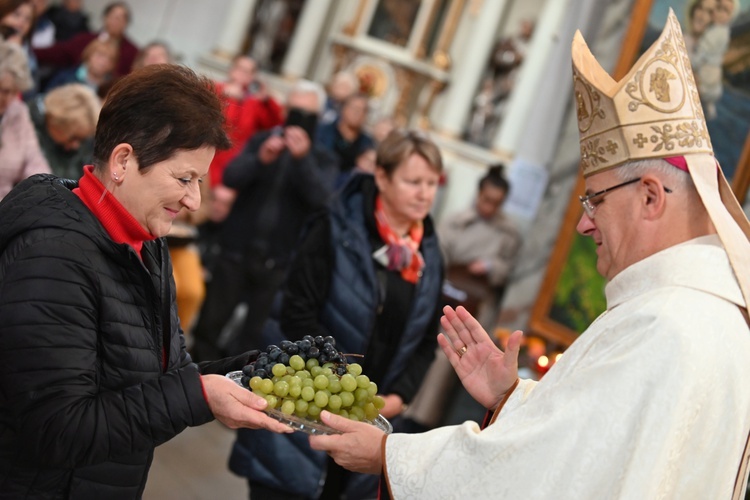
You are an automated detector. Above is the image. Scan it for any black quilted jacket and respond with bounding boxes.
[0,175,249,499]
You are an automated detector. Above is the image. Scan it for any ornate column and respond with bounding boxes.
[431,0,509,137]
[213,0,258,60]
[281,0,334,79]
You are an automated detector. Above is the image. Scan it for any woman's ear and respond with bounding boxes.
[373,166,388,192]
[108,143,134,182]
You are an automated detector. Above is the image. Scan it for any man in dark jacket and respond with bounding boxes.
[191,80,339,361]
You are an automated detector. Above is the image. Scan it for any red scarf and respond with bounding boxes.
[374,195,425,284]
[73,166,154,258]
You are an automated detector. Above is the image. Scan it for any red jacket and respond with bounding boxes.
[210,83,284,187]
[34,31,139,77]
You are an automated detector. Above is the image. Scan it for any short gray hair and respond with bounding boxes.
[0,40,32,92]
[614,158,694,192]
[288,79,326,114]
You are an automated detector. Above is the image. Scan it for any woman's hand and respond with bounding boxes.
[201,374,293,433]
[437,306,523,409]
[309,411,385,475]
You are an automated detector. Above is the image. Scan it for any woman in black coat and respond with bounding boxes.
[0,65,290,499]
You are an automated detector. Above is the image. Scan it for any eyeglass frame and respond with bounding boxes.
[579,177,673,219]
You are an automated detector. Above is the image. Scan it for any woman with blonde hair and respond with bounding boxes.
[29,82,100,178]
[231,129,446,499]
[0,39,49,200]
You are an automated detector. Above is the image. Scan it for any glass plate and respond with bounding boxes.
[226,371,393,435]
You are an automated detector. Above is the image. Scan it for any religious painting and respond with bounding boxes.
[367,0,422,47]
[529,0,750,346]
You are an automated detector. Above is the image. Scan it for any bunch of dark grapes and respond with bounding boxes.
[240,335,384,422]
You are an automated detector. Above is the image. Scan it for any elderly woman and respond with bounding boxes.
[28,82,100,178]
[0,64,290,499]
[0,39,49,200]
[230,129,445,500]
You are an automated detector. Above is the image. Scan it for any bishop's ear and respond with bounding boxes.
[640,174,670,220]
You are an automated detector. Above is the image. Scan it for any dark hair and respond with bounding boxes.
[0,0,36,43]
[376,129,443,176]
[102,1,130,24]
[93,64,230,171]
[479,164,510,193]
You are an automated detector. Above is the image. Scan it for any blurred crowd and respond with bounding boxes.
[0,1,524,496]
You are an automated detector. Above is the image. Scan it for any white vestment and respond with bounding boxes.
[385,236,750,499]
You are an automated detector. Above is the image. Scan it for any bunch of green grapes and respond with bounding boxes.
[240,336,385,422]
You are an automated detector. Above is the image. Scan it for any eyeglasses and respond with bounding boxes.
[579,177,673,219]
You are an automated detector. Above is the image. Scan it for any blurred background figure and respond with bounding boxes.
[0,0,39,97]
[197,183,237,282]
[354,143,376,174]
[46,0,88,42]
[333,143,377,189]
[316,92,374,184]
[404,164,521,432]
[439,164,521,323]
[35,1,138,80]
[190,80,338,361]
[97,39,173,99]
[208,54,283,187]
[30,0,53,49]
[0,39,49,201]
[131,39,172,70]
[44,37,117,94]
[370,114,396,144]
[229,129,444,500]
[321,69,359,125]
[167,179,212,335]
[28,82,100,179]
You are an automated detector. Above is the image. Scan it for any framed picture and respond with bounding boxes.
[529,0,750,345]
[366,0,423,48]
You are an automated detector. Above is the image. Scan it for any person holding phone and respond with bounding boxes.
[208,55,284,187]
[190,79,339,362]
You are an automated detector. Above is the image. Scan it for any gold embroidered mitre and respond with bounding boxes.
[572,9,712,177]
[572,9,750,310]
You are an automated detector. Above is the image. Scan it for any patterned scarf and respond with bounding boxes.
[373,195,425,284]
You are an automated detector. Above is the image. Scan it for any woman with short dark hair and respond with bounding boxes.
[0,64,291,499]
